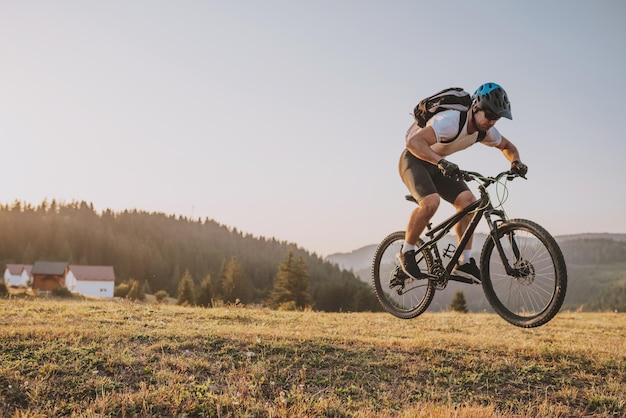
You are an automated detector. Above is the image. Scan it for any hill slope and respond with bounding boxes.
[0,201,380,312]
[1,300,624,417]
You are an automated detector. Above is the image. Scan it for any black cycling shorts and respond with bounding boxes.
[398,149,469,204]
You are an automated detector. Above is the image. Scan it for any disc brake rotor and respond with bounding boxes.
[513,259,535,285]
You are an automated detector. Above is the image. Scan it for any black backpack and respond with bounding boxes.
[413,87,486,142]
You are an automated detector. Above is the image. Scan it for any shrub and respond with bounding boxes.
[52,286,73,298]
[0,281,8,297]
[114,283,131,298]
[155,290,169,302]
[276,300,297,311]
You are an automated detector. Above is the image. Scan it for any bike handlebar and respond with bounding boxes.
[404,169,523,204]
[459,169,526,185]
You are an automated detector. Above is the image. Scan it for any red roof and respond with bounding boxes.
[69,265,115,282]
[6,264,33,276]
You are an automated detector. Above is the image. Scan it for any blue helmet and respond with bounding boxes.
[473,82,512,120]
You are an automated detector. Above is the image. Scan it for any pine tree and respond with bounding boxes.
[450,290,469,313]
[292,256,311,308]
[177,270,196,306]
[220,257,251,304]
[267,251,311,310]
[197,273,214,308]
[127,278,146,301]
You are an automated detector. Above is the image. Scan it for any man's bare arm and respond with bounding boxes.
[406,126,443,165]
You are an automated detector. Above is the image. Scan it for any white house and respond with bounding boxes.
[3,264,33,288]
[65,265,115,298]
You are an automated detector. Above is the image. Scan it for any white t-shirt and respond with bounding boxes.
[406,110,502,157]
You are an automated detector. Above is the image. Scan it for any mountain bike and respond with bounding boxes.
[371,169,567,328]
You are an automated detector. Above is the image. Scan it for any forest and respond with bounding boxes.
[558,237,626,265]
[557,237,626,311]
[0,200,382,312]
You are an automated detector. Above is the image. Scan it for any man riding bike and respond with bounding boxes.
[398,82,528,282]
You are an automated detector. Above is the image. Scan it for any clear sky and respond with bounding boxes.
[2,1,625,257]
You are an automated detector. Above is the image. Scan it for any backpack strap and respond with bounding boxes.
[439,110,488,143]
[440,111,467,143]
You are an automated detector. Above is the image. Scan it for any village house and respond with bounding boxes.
[65,265,115,298]
[3,262,116,299]
[3,264,33,288]
[31,261,69,292]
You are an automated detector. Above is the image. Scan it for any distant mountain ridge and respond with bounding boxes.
[556,233,626,242]
[325,233,490,274]
[326,233,626,272]
[325,233,626,312]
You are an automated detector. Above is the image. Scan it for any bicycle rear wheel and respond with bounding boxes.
[371,231,435,319]
[480,219,567,328]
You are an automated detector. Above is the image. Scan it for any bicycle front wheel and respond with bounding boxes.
[480,219,567,328]
[371,231,435,319]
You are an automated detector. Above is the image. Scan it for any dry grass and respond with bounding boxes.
[0,298,624,417]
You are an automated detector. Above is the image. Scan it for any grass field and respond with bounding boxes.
[0,298,624,417]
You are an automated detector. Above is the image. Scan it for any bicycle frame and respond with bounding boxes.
[412,174,508,284]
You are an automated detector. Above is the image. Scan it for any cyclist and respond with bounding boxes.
[398,82,528,282]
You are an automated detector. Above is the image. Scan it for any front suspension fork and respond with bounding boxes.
[485,211,520,276]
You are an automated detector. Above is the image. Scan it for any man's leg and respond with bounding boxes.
[398,150,440,280]
[404,193,440,246]
[452,190,481,280]
[399,193,440,279]
[453,190,476,257]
